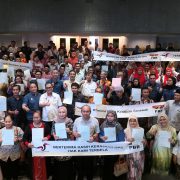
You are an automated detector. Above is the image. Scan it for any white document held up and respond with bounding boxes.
[93,93,103,105]
[63,91,73,104]
[7,66,15,78]
[158,131,171,148]
[132,128,144,142]
[37,79,46,90]
[24,69,31,80]
[32,128,44,147]
[101,65,108,72]
[0,96,7,111]
[0,72,8,84]
[78,126,90,141]
[112,78,122,91]
[104,127,116,142]
[131,88,141,101]
[2,129,14,146]
[55,123,67,139]
[16,84,25,94]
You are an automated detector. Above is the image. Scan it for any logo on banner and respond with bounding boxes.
[152,104,165,113]
[34,143,49,151]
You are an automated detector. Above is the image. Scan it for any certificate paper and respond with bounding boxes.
[7,66,15,78]
[104,127,116,142]
[101,65,108,72]
[32,128,44,147]
[0,96,7,111]
[158,131,171,148]
[93,93,103,105]
[37,79,46,90]
[0,72,8,84]
[24,69,31,80]
[55,123,67,139]
[131,88,141,101]
[112,78,122,91]
[63,91,73,104]
[78,126,90,141]
[16,84,25,94]
[132,128,144,142]
[2,129,14,146]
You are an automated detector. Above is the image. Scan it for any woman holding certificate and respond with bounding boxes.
[146,113,177,175]
[51,106,74,180]
[124,114,146,180]
[99,110,125,180]
[23,111,51,180]
[0,115,24,179]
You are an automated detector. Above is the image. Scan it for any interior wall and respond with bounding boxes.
[0,0,180,34]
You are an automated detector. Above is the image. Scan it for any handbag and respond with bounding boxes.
[114,156,128,177]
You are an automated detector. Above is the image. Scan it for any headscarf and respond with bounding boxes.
[132,78,141,88]
[163,76,177,90]
[100,110,123,135]
[133,67,146,86]
[163,67,173,86]
[124,114,140,139]
[55,106,72,124]
[157,112,170,128]
[150,66,159,80]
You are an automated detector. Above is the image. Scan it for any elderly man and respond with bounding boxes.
[73,105,99,180]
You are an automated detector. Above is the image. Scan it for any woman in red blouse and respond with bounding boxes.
[23,111,51,180]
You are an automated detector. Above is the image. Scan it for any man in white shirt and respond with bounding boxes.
[84,54,92,72]
[8,40,18,54]
[64,70,78,92]
[80,72,97,98]
[166,88,180,132]
[74,63,84,84]
[73,105,99,180]
[60,56,73,76]
[39,82,62,123]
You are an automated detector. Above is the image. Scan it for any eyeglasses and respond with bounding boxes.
[46,86,53,89]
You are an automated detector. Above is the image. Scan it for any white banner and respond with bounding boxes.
[93,51,180,62]
[0,59,32,70]
[75,102,166,118]
[32,141,143,157]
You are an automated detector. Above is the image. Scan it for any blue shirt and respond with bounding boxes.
[99,129,125,142]
[47,78,64,96]
[7,96,24,125]
[23,92,41,121]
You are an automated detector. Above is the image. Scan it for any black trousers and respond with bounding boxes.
[77,156,94,180]
[0,158,19,179]
[52,158,75,180]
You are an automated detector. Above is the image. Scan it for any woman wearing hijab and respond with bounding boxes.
[162,67,173,86]
[162,77,177,101]
[146,113,177,175]
[124,114,146,180]
[99,110,125,180]
[51,106,74,180]
[130,67,146,87]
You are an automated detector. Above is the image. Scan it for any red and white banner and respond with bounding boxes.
[75,102,166,118]
[93,51,180,62]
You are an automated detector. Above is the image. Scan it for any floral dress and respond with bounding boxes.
[147,124,177,175]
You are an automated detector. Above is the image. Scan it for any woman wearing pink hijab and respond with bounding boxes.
[124,114,146,180]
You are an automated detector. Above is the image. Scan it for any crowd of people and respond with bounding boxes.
[0,39,179,180]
